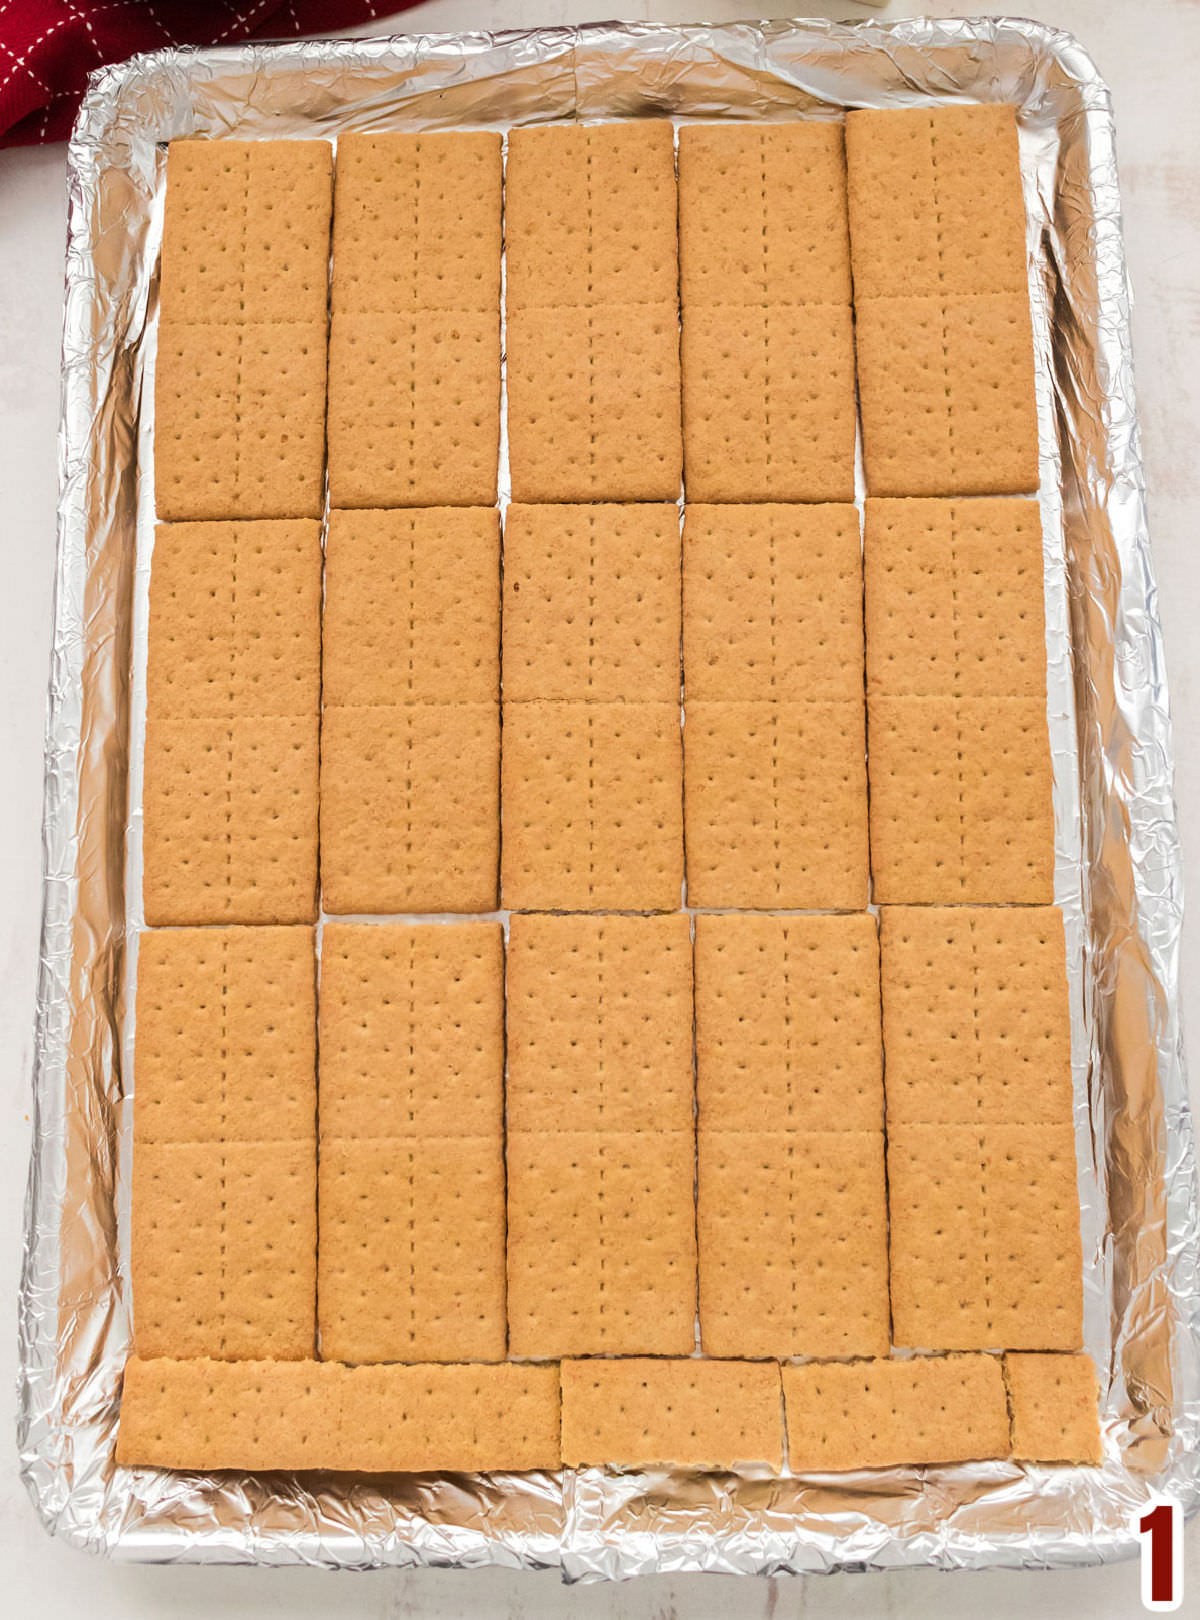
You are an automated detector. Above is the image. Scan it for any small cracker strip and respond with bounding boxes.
[560,1359,783,1470]
[783,1354,1010,1472]
[116,1356,561,1472]
[1005,1352,1102,1464]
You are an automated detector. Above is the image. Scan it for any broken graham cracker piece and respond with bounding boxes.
[683,503,862,702]
[866,693,1054,904]
[318,1136,506,1363]
[880,906,1072,1128]
[698,1129,890,1359]
[694,913,882,1134]
[888,1122,1084,1351]
[680,302,856,504]
[322,508,500,708]
[134,925,315,1145]
[864,497,1047,699]
[678,122,852,307]
[560,1359,783,1470]
[131,1140,315,1361]
[501,699,683,912]
[683,699,869,910]
[319,922,503,1140]
[503,504,681,704]
[783,1354,1010,1472]
[506,1128,697,1358]
[319,701,499,914]
[116,1356,561,1472]
[1006,1352,1103,1465]
[506,913,693,1135]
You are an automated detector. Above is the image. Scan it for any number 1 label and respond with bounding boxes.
[1139,1497,1183,1611]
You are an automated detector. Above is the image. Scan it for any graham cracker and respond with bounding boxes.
[331,132,502,315]
[855,291,1039,497]
[505,121,678,311]
[698,1129,890,1359]
[1005,1352,1103,1465]
[680,301,856,503]
[501,699,683,912]
[318,1136,506,1364]
[319,922,504,1140]
[864,497,1046,699]
[678,122,852,308]
[506,302,682,504]
[322,507,500,707]
[116,1356,561,1472]
[134,925,316,1145]
[845,105,1027,300]
[683,503,862,701]
[131,1140,316,1361]
[506,1128,697,1358]
[155,319,328,522]
[326,310,500,508]
[880,906,1072,1127]
[888,1122,1084,1351]
[560,1358,783,1471]
[694,913,882,1134]
[866,694,1054,904]
[142,712,318,926]
[783,1353,1010,1473]
[160,139,333,326]
[506,914,693,1135]
[147,519,322,721]
[683,699,869,910]
[502,504,681,704]
[319,701,499,914]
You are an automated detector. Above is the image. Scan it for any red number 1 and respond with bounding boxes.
[1139,1498,1182,1611]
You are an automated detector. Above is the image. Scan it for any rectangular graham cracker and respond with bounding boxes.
[845,105,1027,301]
[683,503,862,701]
[505,122,678,310]
[783,1354,1011,1473]
[888,1122,1084,1351]
[560,1359,783,1470]
[116,1356,561,1472]
[319,702,499,914]
[502,504,681,703]
[506,1129,697,1358]
[160,139,334,326]
[866,694,1054,904]
[131,1140,316,1360]
[680,302,856,503]
[155,319,329,522]
[331,132,502,315]
[322,508,500,707]
[501,699,683,912]
[142,713,319,926]
[694,913,882,1133]
[506,302,682,504]
[134,925,315,1145]
[683,699,869,909]
[678,122,852,308]
[318,1136,506,1363]
[698,1129,890,1359]
[319,922,504,1140]
[1005,1352,1103,1465]
[854,292,1038,497]
[864,498,1047,699]
[506,914,693,1134]
[880,906,1072,1127]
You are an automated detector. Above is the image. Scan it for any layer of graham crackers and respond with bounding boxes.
[1005,1352,1103,1465]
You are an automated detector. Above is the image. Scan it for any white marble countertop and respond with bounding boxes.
[1,2,1196,1612]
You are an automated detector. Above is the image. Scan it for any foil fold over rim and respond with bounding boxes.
[18,15,1200,1578]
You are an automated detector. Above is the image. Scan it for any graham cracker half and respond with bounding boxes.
[561,1358,783,1470]
[1005,1352,1103,1464]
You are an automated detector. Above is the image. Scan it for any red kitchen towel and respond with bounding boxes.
[0,1,409,147]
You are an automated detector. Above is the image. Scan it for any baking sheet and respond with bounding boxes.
[17,15,1200,1578]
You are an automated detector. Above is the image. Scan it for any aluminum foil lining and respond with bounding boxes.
[17,16,1200,1580]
